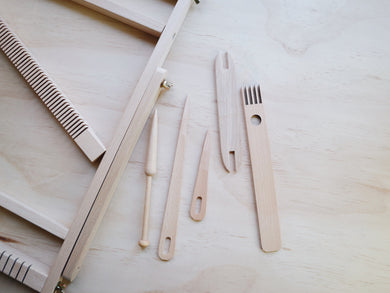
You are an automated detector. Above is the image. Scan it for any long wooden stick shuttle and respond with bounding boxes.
[158,97,190,261]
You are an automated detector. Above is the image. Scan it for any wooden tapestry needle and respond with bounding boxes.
[139,109,158,248]
[190,130,211,221]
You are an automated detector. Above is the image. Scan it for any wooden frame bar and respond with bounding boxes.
[0,191,68,239]
[69,0,166,37]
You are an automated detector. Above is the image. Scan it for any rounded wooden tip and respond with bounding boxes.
[138,239,150,248]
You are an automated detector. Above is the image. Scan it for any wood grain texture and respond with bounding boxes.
[69,0,165,37]
[241,85,281,252]
[1,0,390,293]
[0,191,68,239]
[0,243,49,292]
[215,51,241,173]
[190,130,211,221]
[158,97,190,261]
[0,17,106,162]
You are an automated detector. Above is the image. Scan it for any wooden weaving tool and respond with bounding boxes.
[158,97,190,261]
[241,85,281,252]
[215,51,241,173]
[139,109,159,248]
[190,130,211,221]
[0,0,198,292]
[0,18,106,162]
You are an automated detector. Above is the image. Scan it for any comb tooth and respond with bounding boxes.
[0,19,91,140]
[257,85,262,103]
[248,86,252,104]
[0,18,105,160]
[243,86,249,105]
[34,77,49,93]
[68,118,84,135]
[241,87,245,105]
[253,85,259,104]
[251,86,255,104]
[246,86,251,104]
[252,85,258,104]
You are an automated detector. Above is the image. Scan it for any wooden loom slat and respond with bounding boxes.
[0,191,68,240]
[69,0,166,37]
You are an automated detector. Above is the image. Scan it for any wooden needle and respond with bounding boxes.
[139,109,158,248]
[190,130,211,221]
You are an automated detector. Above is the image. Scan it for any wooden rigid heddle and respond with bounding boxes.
[0,0,197,292]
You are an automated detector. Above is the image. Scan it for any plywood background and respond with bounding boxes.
[0,0,389,292]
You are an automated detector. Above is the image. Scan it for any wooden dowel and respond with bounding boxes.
[139,176,152,248]
[139,110,158,248]
[0,191,68,239]
[69,0,166,37]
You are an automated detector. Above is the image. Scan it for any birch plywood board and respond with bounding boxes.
[1,0,390,292]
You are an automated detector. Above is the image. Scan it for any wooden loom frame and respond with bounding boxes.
[0,0,196,291]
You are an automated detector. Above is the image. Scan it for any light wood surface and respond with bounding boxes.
[215,51,241,173]
[242,85,281,252]
[139,110,158,248]
[1,0,390,292]
[0,243,49,292]
[0,191,68,240]
[158,97,190,261]
[69,0,165,37]
[0,17,106,162]
[190,130,211,221]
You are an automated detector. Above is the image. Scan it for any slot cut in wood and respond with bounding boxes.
[158,97,190,261]
[241,85,281,252]
[0,242,49,292]
[0,18,106,162]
